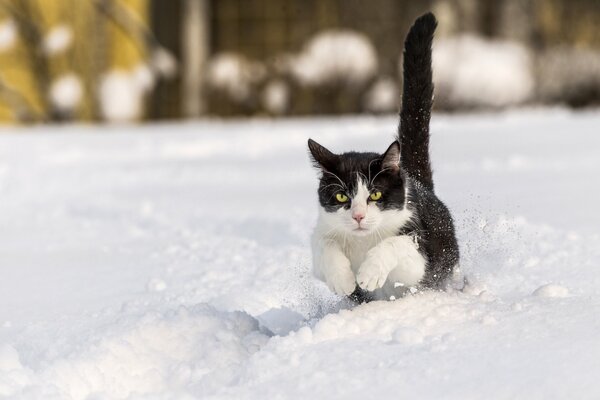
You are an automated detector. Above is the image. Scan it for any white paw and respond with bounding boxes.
[326,267,356,296]
[387,251,426,287]
[357,256,389,291]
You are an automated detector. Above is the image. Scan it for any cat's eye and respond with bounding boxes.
[335,193,349,203]
[370,191,382,201]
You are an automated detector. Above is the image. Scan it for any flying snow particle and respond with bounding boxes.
[147,278,167,292]
[392,328,424,345]
[43,24,73,55]
[0,19,17,52]
[49,74,83,111]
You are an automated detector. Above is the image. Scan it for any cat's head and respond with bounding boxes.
[308,139,409,237]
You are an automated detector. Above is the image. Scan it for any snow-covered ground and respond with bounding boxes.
[1,110,600,399]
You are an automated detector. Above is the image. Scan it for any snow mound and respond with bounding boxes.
[533,284,569,298]
[9,305,268,399]
[1,113,600,398]
[431,34,534,108]
[289,30,378,87]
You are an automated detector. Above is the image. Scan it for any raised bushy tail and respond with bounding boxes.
[398,12,436,191]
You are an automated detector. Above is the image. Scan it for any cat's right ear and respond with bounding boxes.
[308,139,338,171]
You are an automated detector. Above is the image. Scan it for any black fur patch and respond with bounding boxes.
[309,141,406,213]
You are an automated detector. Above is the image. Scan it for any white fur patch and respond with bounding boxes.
[312,176,420,295]
[311,239,356,295]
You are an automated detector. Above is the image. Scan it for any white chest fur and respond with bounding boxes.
[312,206,414,271]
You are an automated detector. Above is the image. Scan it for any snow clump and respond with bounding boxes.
[0,19,17,52]
[49,73,83,112]
[363,76,398,113]
[206,53,266,102]
[262,79,290,115]
[288,30,378,87]
[43,24,73,55]
[431,34,534,108]
[99,70,145,122]
[533,284,569,298]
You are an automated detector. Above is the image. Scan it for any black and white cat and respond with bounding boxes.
[308,13,459,302]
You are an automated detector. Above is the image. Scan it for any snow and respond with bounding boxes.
[132,63,156,93]
[363,77,398,113]
[205,53,266,102]
[289,30,378,87]
[150,47,178,79]
[99,70,144,122]
[1,110,600,398]
[532,284,569,298]
[262,80,290,115]
[431,35,534,108]
[49,74,83,112]
[43,25,73,55]
[0,19,16,52]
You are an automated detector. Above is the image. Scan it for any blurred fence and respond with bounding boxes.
[0,0,599,123]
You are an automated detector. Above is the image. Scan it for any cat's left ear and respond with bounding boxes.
[308,139,338,171]
[381,141,401,172]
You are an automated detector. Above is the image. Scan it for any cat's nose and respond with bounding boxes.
[352,213,365,223]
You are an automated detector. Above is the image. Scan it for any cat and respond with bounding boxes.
[308,12,459,302]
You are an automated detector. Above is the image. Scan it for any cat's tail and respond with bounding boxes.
[398,12,436,192]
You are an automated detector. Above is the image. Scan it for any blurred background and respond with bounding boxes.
[0,0,598,123]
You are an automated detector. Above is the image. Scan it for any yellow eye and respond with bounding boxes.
[335,193,349,203]
[370,191,382,201]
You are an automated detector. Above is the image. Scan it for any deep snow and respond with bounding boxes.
[1,110,600,399]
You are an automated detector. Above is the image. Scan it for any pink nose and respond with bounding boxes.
[352,213,365,223]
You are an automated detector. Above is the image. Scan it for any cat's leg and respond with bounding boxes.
[313,239,356,295]
[357,235,426,291]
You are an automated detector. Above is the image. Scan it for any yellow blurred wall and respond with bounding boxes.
[0,0,148,122]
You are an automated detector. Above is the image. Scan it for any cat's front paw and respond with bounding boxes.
[325,267,357,296]
[357,256,389,291]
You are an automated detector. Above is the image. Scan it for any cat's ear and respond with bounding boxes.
[308,139,338,171]
[381,141,401,172]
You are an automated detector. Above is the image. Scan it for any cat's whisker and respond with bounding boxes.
[322,225,340,238]
[370,167,391,185]
[357,171,368,185]
[322,170,347,189]
[319,183,345,193]
[375,226,384,243]
[367,158,378,185]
